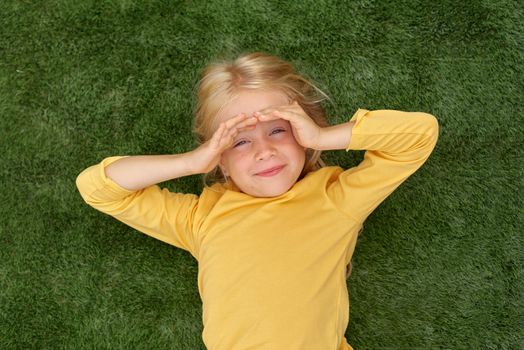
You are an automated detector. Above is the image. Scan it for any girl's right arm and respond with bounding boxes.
[75,155,202,254]
[103,153,199,191]
[103,113,260,191]
[75,114,258,255]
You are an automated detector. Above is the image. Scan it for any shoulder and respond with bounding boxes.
[299,166,345,186]
[306,165,344,177]
[200,182,227,198]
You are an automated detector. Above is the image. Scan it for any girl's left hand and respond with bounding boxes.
[254,101,322,150]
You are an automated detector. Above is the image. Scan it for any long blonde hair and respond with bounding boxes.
[192,51,332,187]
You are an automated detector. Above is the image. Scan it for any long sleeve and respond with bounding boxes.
[327,108,439,223]
[75,156,201,258]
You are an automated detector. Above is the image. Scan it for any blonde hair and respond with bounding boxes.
[192,51,332,187]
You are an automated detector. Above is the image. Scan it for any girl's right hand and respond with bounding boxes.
[189,113,258,174]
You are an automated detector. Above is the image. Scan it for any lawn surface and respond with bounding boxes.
[1,0,522,349]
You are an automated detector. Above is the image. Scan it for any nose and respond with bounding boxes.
[254,137,276,161]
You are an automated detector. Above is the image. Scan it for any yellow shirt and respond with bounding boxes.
[76,108,438,350]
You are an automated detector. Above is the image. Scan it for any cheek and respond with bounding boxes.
[281,134,303,149]
[283,137,306,160]
[280,132,299,145]
[223,150,250,170]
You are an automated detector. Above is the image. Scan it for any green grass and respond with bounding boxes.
[1,0,522,348]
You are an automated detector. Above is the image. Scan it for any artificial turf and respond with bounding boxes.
[1,0,522,348]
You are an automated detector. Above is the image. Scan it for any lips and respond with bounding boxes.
[255,165,285,176]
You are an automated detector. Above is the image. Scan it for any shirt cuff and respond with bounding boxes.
[345,108,369,152]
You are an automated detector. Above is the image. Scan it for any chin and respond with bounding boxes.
[234,168,303,197]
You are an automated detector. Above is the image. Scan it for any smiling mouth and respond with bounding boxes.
[255,165,285,177]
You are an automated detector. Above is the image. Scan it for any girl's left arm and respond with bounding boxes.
[326,108,439,223]
[254,104,438,223]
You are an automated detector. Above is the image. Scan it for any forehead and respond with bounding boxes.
[215,89,290,124]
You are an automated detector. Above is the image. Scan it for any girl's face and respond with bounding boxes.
[216,89,306,197]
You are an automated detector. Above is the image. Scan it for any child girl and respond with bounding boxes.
[76,52,439,350]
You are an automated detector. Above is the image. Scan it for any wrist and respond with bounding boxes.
[317,121,355,151]
[184,150,203,175]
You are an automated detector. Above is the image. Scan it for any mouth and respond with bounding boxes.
[255,165,286,177]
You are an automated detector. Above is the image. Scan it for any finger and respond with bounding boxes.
[234,115,258,129]
[237,124,257,132]
[222,116,258,135]
[224,125,239,139]
[224,114,259,138]
[255,110,292,122]
[211,122,226,149]
[257,102,297,115]
[216,127,236,150]
[255,107,282,117]
[224,113,248,129]
[221,118,255,148]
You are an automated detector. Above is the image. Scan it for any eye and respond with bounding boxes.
[233,140,248,148]
[271,128,285,135]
